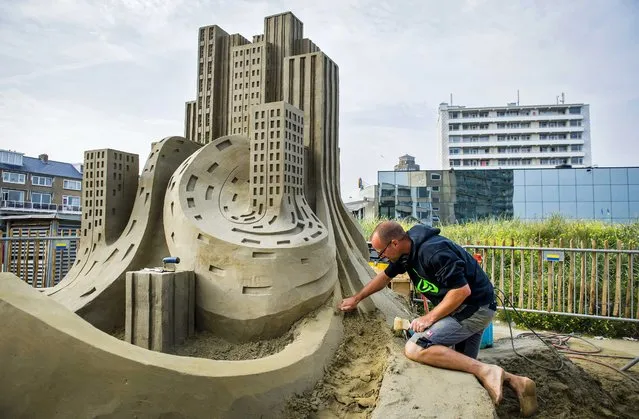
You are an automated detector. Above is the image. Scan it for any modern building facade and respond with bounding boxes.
[438,102,591,170]
[379,167,639,225]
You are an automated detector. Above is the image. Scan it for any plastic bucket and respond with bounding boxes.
[480,322,494,349]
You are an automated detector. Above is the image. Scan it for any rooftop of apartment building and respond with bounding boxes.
[0,150,82,179]
[439,102,587,112]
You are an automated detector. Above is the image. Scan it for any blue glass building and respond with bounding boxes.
[378,167,639,224]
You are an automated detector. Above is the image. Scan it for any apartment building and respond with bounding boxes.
[0,149,83,220]
[0,149,84,286]
[438,103,591,170]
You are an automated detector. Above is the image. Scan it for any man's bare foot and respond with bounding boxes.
[477,365,505,405]
[507,375,538,417]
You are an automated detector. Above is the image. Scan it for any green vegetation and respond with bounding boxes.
[359,216,639,338]
[359,214,639,248]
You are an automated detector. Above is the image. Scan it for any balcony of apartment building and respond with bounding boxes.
[0,199,81,214]
[451,124,584,137]
[450,148,585,162]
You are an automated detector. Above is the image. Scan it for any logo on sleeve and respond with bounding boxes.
[412,269,439,294]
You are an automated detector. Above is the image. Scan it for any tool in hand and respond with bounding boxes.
[393,317,415,340]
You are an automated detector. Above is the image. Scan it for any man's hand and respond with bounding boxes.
[339,296,360,312]
[410,315,434,333]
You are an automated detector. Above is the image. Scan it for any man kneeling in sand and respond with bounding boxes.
[339,221,538,417]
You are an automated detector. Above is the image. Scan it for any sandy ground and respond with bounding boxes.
[283,311,391,418]
[174,327,294,360]
[115,302,639,419]
[483,323,639,418]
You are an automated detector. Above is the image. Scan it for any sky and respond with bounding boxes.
[1,0,638,202]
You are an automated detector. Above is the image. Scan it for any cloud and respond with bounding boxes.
[0,0,637,202]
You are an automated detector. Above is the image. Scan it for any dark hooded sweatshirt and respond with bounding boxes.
[384,225,494,307]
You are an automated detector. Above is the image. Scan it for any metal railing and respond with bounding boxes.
[1,234,80,287]
[463,241,639,323]
[0,200,81,214]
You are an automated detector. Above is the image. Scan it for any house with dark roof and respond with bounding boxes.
[1,149,82,218]
[1,149,83,286]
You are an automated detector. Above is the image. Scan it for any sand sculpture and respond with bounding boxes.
[0,12,411,417]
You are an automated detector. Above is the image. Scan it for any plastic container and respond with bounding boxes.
[480,322,494,349]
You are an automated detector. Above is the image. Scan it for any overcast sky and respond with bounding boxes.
[1,0,638,201]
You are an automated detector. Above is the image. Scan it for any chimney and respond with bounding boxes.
[38,154,48,164]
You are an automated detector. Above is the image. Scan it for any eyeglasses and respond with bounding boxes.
[377,240,392,259]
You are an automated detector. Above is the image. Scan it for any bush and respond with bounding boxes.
[496,310,639,339]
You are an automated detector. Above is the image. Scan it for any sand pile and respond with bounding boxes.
[481,337,639,419]
[284,312,392,418]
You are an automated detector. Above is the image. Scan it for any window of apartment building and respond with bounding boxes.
[63,195,80,208]
[31,175,52,187]
[569,107,581,114]
[63,179,81,191]
[496,111,506,117]
[570,120,582,127]
[449,160,461,167]
[570,133,582,139]
[571,145,583,152]
[449,148,461,155]
[2,171,26,184]
[448,112,459,119]
[31,192,52,205]
[431,186,440,192]
[0,150,23,165]
[1,189,25,202]
[521,159,532,165]
[448,124,460,131]
[430,173,442,180]
[571,157,584,164]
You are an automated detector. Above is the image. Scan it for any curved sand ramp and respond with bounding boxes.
[1,275,343,418]
[163,135,338,341]
[46,137,201,331]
